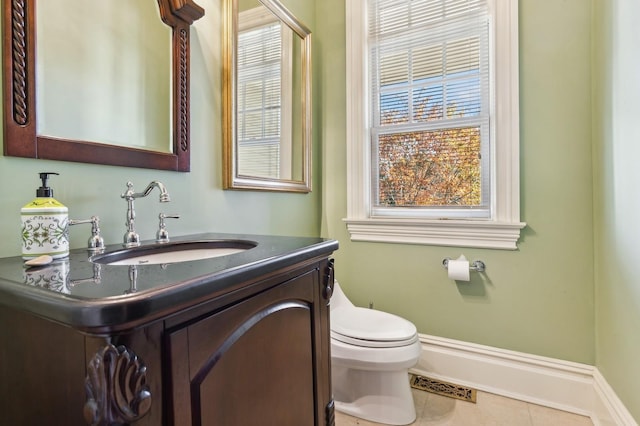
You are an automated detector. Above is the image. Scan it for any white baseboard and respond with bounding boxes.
[411,334,637,426]
[591,369,638,426]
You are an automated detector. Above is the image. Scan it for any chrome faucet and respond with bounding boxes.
[121,181,171,247]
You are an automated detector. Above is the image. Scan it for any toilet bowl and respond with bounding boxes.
[330,281,421,425]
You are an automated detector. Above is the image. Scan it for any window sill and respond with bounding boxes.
[344,218,526,250]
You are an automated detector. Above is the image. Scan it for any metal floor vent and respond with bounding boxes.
[409,374,477,403]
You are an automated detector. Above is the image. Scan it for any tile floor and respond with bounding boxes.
[335,389,594,426]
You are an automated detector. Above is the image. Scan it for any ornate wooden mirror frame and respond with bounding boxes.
[2,0,204,171]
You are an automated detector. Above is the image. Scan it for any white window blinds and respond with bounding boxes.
[368,0,491,217]
[237,22,282,179]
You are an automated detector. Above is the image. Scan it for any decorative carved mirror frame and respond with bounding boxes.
[2,0,204,171]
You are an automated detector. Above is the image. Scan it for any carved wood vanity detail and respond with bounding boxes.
[84,344,152,425]
[0,233,337,425]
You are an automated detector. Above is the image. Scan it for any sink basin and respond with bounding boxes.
[91,240,257,266]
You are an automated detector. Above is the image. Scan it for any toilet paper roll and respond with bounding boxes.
[448,255,470,281]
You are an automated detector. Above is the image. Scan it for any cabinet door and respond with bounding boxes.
[167,270,323,426]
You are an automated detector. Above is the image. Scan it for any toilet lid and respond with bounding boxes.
[331,306,418,348]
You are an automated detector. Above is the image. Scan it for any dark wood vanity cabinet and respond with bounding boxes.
[0,255,335,426]
[167,268,331,425]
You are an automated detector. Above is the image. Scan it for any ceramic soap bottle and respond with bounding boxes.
[21,172,69,259]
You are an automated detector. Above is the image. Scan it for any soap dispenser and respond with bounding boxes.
[21,172,69,260]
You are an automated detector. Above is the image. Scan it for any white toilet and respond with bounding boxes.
[330,281,421,425]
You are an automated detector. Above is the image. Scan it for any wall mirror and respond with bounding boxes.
[223,0,311,192]
[2,0,204,172]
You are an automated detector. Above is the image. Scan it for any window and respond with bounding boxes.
[237,7,293,179]
[345,0,525,250]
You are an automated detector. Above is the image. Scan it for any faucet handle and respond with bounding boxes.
[156,213,180,243]
[69,216,105,252]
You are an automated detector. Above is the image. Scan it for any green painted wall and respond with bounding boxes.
[593,0,640,421]
[318,0,639,420]
[2,0,638,421]
[0,0,321,260]
[317,0,595,365]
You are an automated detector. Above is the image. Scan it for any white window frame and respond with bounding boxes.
[344,0,525,250]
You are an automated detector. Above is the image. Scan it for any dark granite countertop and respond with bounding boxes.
[0,233,338,334]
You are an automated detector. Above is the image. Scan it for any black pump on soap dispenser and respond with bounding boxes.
[21,172,69,259]
[36,172,57,197]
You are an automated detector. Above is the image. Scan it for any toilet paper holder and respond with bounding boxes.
[442,258,486,273]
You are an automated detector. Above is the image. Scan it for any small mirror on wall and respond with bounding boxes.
[223,0,312,192]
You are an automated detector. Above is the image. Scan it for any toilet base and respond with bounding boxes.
[332,365,416,425]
